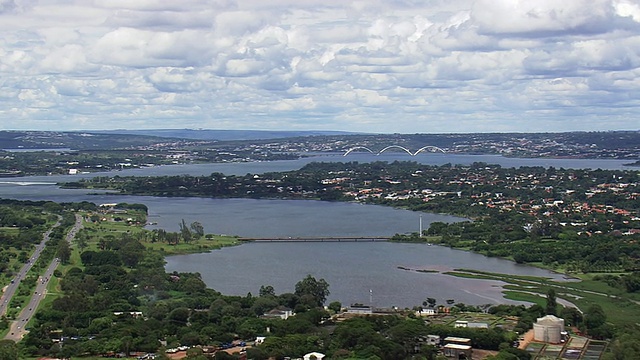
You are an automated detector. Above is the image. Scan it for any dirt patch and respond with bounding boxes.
[518,329,535,350]
[166,351,187,359]
[472,348,498,359]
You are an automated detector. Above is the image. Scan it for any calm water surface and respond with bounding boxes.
[166,241,568,308]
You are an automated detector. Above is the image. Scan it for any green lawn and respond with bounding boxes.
[144,235,241,255]
[502,291,546,306]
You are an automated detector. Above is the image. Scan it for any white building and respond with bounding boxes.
[262,307,294,320]
[426,335,440,346]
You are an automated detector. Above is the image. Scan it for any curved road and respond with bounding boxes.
[3,213,83,342]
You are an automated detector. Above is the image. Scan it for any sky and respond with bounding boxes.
[1,0,640,133]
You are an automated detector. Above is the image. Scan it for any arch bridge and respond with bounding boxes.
[343,145,446,157]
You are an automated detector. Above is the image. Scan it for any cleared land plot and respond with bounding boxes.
[567,337,587,348]
[582,341,607,360]
[525,342,545,357]
[540,344,564,359]
[561,348,582,359]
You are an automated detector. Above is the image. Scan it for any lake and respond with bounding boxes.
[0,153,623,307]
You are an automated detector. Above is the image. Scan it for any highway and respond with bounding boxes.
[0,218,60,317]
[2,214,83,342]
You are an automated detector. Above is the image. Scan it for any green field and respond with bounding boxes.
[443,269,640,328]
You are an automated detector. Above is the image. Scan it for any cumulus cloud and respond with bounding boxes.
[1,0,639,132]
[471,0,622,36]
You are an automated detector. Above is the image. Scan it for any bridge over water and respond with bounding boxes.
[343,145,446,156]
[239,236,390,242]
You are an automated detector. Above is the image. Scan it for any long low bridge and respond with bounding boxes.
[239,236,390,242]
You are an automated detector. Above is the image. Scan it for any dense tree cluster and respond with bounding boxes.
[0,200,63,278]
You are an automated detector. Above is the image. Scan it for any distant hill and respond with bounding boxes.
[0,130,181,150]
[0,129,360,151]
[91,129,358,141]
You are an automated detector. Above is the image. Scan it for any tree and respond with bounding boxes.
[246,347,269,360]
[168,307,190,325]
[294,275,330,307]
[57,240,71,264]
[76,235,88,252]
[182,277,206,295]
[180,219,192,243]
[545,288,557,315]
[185,347,208,360]
[250,297,279,316]
[328,301,342,313]
[190,221,204,239]
[259,285,275,297]
[560,307,582,327]
[120,336,134,357]
[607,330,640,360]
[120,240,145,268]
[167,232,180,245]
[584,304,607,337]
[423,297,437,308]
[0,340,19,360]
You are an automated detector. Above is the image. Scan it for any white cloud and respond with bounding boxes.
[615,0,640,21]
[470,0,620,35]
[214,11,270,36]
[40,44,94,73]
[0,0,639,132]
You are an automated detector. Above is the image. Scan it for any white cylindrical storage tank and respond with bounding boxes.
[533,315,564,343]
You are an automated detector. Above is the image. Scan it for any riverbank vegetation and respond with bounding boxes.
[443,269,634,334]
[54,160,640,357]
